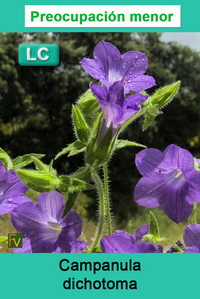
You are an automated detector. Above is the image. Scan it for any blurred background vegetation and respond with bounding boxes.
[0,32,200,251]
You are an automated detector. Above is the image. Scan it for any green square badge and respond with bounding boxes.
[8,233,23,248]
[18,44,60,66]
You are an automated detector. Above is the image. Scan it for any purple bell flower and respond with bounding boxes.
[0,161,29,215]
[90,81,147,136]
[134,144,200,223]
[184,224,200,253]
[80,41,155,93]
[11,191,87,253]
[100,224,162,253]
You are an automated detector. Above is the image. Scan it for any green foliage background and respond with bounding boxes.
[0,32,200,226]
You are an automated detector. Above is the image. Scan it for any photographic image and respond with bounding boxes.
[1,32,200,253]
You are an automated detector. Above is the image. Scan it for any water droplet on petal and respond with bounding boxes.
[122,63,127,68]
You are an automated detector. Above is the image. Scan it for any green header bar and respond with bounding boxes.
[0,0,199,32]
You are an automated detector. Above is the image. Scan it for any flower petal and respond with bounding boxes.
[124,93,148,109]
[90,83,108,106]
[184,224,200,249]
[157,175,193,223]
[121,51,148,78]
[29,232,60,253]
[129,242,162,253]
[11,201,46,230]
[70,240,88,253]
[135,148,167,177]
[37,191,65,222]
[163,144,194,173]
[185,246,200,253]
[101,235,160,253]
[114,230,133,241]
[11,202,59,253]
[59,209,82,250]
[117,107,139,127]
[0,168,28,199]
[103,103,123,128]
[126,75,156,92]
[0,161,7,180]
[108,81,125,106]
[0,195,30,215]
[100,235,135,253]
[132,224,150,242]
[135,172,193,223]
[80,57,105,81]
[134,176,160,207]
[13,237,32,253]
[185,170,200,203]
[94,41,121,83]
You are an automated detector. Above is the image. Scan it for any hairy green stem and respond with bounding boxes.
[103,163,113,235]
[89,171,105,252]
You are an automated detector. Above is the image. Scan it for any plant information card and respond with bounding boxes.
[0,1,200,298]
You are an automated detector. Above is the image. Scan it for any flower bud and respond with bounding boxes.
[17,169,59,192]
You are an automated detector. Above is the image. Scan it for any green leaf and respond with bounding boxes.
[149,211,160,241]
[59,176,94,193]
[17,169,59,193]
[142,107,162,131]
[0,236,8,244]
[141,233,154,243]
[30,156,57,175]
[48,160,57,175]
[78,89,99,111]
[61,166,92,217]
[0,148,12,170]
[55,141,86,160]
[68,145,86,157]
[12,154,45,169]
[31,156,49,172]
[142,81,181,131]
[145,81,181,109]
[70,166,91,182]
[62,192,79,217]
[85,112,102,165]
[72,105,90,142]
[78,89,100,126]
[115,139,146,150]
[86,121,114,167]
